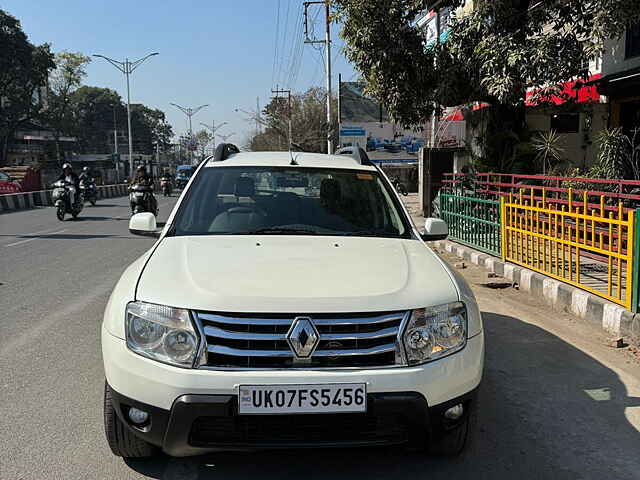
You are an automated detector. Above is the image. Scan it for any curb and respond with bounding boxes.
[0,184,129,213]
[433,239,640,346]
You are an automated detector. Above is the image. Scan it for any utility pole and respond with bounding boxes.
[304,0,332,153]
[93,52,159,177]
[113,105,119,182]
[272,88,292,149]
[200,120,228,149]
[170,103,208,165]
[256,97,261,134]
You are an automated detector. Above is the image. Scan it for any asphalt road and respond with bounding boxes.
[1,196,639,480]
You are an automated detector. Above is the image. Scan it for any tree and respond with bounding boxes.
[194,129,213,160]
[130,105,173,155]
[71,86,125,154]
[43,51,91,164]
[248,87,337,153]
[334,0,640,170]
[0,9,55,165]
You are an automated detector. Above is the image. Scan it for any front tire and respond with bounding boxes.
[429,399,477,456]
[104,383,157,458]
[56,205,65,221]
[90,199,96,206]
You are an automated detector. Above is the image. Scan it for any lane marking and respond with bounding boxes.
[5,229,68,247]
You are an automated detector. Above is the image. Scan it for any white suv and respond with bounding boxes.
[101,144,484,458]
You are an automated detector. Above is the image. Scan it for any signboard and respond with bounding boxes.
[339,82,389,123]
[339,124,367,149]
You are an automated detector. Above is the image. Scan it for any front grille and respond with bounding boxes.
[189,412,409,447]
[194,311,407,369]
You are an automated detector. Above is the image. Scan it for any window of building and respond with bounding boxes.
[626,24,640,59]
[550,113,580,133]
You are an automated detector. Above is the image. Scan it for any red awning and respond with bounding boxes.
[526,74,602,106]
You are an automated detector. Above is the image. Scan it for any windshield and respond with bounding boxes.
[173,166,409,237]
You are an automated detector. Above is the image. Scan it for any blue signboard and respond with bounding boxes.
[340,128,366,136]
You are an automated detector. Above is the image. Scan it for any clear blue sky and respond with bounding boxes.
[3,0,357,146]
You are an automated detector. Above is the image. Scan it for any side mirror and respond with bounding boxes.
[421,218,448,241]
[129,213,161,238]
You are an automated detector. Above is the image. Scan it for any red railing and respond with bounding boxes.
[443,173,640,213]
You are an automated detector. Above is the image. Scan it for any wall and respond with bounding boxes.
[526,104,608,170]
[602,35,640,78]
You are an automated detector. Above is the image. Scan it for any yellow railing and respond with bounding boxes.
[501,188,635,308]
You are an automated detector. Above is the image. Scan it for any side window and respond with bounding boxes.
[550,113,579,134]
[626,24,640,59]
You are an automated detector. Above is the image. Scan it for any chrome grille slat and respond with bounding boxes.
[207,343,396,358]
[203,326,286,341]
[195,311,408,369]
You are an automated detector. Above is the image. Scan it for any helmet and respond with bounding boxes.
[136,165,145,172]
[62,163,72,170]
[83,166,89,172]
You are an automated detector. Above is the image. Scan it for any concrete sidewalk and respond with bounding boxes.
[401,193,640,346]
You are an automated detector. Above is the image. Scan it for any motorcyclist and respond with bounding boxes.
[130,165,157,213]
[79,166,94,184]
[57,163,80,206]
[131,165,153,187]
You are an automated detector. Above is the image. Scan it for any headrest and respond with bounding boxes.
[320,178,341,202]
[234,176,255,197]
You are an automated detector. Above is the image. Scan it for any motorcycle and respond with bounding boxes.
[52,180,83,221]
[391,177,408,196]
[160,176,172,197]
[80,178,98,206]
[129,183,158,216]
[175,174,189,189]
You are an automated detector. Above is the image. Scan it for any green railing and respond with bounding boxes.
[439,193,501,256]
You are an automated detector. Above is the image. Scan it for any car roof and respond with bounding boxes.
[203,151,377,171]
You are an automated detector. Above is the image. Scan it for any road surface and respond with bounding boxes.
[1,196,639,479]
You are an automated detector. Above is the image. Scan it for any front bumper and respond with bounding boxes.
[102,328,483,455]
[109,386,478,456]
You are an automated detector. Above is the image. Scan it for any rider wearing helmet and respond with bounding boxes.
[57,163,80,205]
[79,166,93,183]
[131,165,153,187]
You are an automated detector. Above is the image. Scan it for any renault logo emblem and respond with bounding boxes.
[286,317,320,358]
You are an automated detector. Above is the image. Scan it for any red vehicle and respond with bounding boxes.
[0,171,22,194]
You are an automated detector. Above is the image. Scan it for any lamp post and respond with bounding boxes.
[200,120,228,149]
[170,103,208,165]
[217,132,236,143]
[93,52,159,177]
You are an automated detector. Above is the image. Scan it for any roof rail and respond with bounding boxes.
[212,143,240,162]
[334,146,373,166]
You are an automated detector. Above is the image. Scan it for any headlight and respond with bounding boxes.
[403,302,467,365]
[125,301,199,367]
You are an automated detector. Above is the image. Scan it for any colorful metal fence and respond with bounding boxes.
[501,189,635,309]
[439,193,501,256]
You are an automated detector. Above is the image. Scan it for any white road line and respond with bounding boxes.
[5,229,68,247]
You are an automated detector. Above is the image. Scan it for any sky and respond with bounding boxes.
[2,0,358,147]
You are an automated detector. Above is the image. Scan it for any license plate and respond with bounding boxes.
[238,383,366,415]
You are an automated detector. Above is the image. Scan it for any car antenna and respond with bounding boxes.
[289,143,298,165]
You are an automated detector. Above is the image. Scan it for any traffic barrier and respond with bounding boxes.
[0,184,129,212]
[502,188,634,309]
[439,193,501,256]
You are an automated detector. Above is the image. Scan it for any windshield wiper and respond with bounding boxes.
[238,227,319,235]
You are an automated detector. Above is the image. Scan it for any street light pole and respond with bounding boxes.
[200,120,228,149]
[93,52,159,177]
[170,103,209,165]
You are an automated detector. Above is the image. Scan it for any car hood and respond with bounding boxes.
[136,236,458,313]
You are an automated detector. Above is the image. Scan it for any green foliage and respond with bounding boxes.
[0,9,55,163]
[71,86,125,154]
[335,0,640,126]
[532,130,564,175]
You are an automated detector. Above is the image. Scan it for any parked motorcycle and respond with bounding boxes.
[52,180,83,221]
[160,176,172,197]
[391,176,408,196]
[129,184,158,216]
[80,178,98,206]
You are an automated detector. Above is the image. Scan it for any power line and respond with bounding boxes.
[271,0,281,90]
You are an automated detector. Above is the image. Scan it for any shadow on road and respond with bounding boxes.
[123,311,640,480]
[0,233,149,241]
